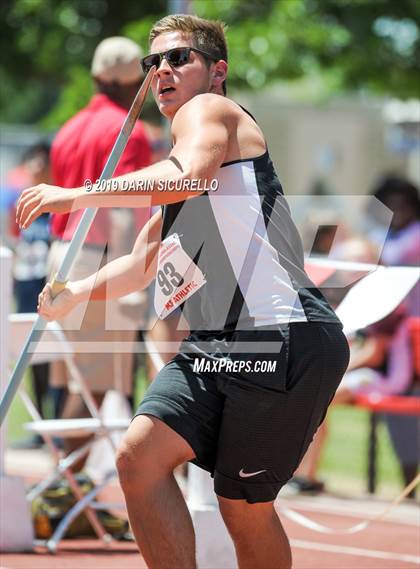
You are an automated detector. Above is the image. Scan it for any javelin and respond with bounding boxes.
[0,65,156,425]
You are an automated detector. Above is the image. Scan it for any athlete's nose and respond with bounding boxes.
[156,56,172,76]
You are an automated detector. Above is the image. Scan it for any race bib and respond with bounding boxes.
[154,233,206,319]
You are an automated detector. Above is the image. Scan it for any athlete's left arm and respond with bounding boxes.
[16,94,231,228]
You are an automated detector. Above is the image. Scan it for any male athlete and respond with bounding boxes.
[17,15,349,569]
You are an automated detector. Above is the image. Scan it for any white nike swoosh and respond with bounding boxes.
[239,468,267,478]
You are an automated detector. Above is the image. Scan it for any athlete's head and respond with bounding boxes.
[145,15,228,120]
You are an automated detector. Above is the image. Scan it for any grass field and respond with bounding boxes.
[320,405,403,496]
[6,369,405,497]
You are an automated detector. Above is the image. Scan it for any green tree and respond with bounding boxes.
[194,0,420,95]
[0,0,165,125]
[1,0,419,127]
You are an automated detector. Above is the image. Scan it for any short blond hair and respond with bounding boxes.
[150,14,228,94]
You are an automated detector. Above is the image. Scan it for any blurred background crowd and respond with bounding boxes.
[1,0,419,503]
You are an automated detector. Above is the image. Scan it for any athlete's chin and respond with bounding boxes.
[158,100,182,119]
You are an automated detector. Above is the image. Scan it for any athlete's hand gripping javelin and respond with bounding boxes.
[37,208,163,321]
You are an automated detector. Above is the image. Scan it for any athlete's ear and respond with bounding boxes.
[211,60,228,91]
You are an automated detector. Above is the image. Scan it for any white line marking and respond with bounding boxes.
[277,496,420,526]
[291,539,420,565]
[281,505,369,534]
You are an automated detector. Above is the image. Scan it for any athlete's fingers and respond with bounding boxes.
[18,185,78,228]
[38,291,54,320]
[37,285,50,312]
[44,282,53,299]
[38,288,49,306]
[37,291,44,308]
[38,282,75,321]
[20,202,43,229]
[18,190,46,228]
[16,186,39,213]
[38,306,54,321]
[16,187,39,222]
[17,193,43,228]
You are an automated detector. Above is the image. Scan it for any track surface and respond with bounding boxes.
[279,495,419,569]
[2,450,419,568]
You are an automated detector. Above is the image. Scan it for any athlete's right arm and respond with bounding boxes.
[38,210,162,321]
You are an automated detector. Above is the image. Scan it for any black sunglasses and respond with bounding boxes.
[141,46,217,74]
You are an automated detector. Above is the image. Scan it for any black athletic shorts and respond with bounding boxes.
[135,322,349,504]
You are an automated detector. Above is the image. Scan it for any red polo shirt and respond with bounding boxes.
[51,93,152,245]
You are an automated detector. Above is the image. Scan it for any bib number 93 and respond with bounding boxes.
[157,262,184,296]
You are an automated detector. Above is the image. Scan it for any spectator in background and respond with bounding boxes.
[10,143,51,313]
[289,235,380,493]
[368,175,420,493]
[370,175,420,314]
[48,36,152,469]
[2,155,29,249]
[290,177,420,495]
[343,306,413,397]
[8,144,53,446]
[289,303,417,496]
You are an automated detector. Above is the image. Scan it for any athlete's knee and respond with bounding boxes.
[217,495,275,535]
[116,414,194,491]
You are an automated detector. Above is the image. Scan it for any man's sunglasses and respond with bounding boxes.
[141,47,217,74]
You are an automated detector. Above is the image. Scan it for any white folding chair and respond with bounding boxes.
[8,313,129,552]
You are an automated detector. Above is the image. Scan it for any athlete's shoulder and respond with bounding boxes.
[174,93,241,125]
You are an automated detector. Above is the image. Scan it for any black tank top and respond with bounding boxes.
[159,110,341,333]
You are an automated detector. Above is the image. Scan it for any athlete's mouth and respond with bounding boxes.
[159,86,176,96]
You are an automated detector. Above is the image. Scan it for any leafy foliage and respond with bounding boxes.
[194,0,420,94]
[0,0,165,125]
[1,0,418,127]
